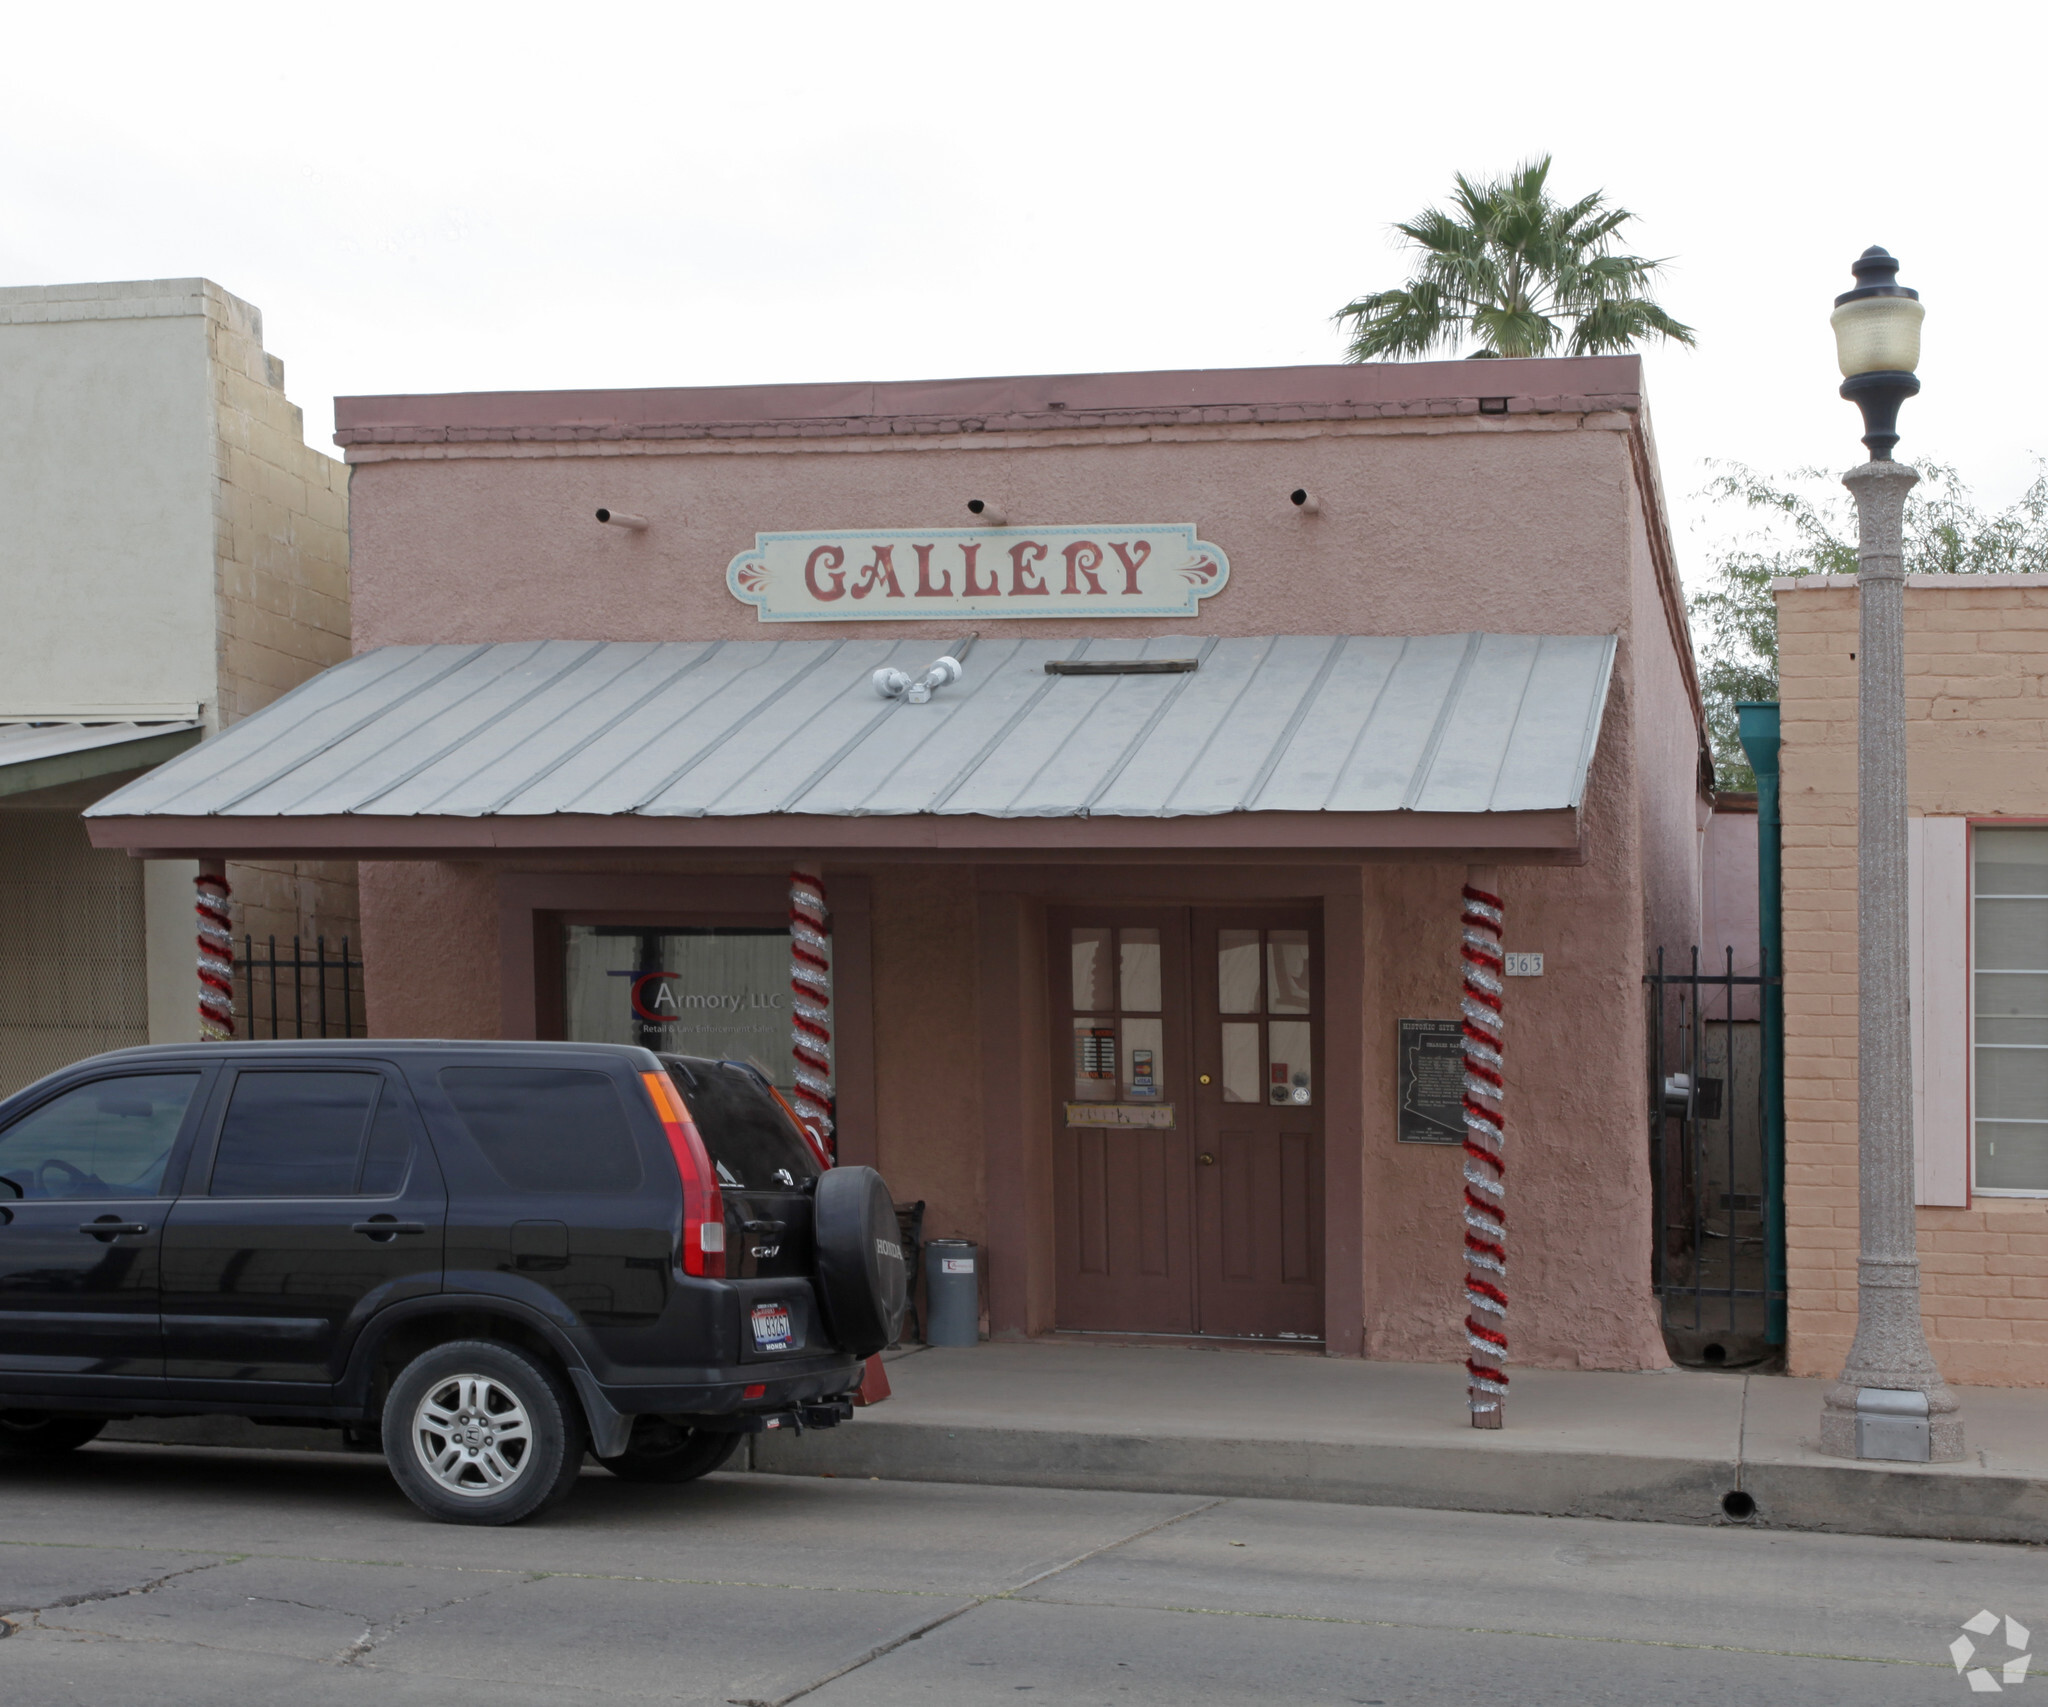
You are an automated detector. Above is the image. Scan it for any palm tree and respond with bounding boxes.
[1334,157,1696,361]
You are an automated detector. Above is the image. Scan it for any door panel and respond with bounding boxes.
[1192,910,1324,1340]
[161,1064,445,1388]
[1051,909,1193,1333]
[0,1069,210,1393]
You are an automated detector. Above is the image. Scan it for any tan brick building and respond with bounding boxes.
[0,279,355,1088]
[1777,572,2048,1387]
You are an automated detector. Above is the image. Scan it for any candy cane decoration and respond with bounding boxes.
[196,871,236,1042]
[1460,878,1508,1427]
[788,869,835,1154]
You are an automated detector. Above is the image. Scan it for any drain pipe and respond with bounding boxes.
[1737,702,1786,1346]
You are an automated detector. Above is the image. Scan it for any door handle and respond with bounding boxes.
[1197,1153,1216,1166]
[351,1220,427,1239]
[79,1220,150,1239]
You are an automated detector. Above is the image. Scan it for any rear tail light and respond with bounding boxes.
[642,1071,726,1277]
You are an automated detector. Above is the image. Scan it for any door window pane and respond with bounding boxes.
[1119,929,1162,1013]
[0,1073,197,1199]
[1218,930,1261,1014]
[440,1067,643,1194]
[1976,828,2048,1192]
[1073,1019,1118,1101]
[1123,1018,1164,1100]
[565,925,793,1089]
[1269,1021,1313,1106]
[1070,928,1113,1013]
[1267,930,1311,1015]
[212,1072,378,1197]
[1220,1022,1262,1103]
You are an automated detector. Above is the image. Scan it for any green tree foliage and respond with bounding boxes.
[1334,157,1696,362]
[1689,460,2048,789]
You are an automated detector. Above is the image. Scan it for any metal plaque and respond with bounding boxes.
[1397,1018,1465,1145]
[1065,1101,1176,1130]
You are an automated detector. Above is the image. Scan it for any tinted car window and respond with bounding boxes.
[358,1086,419,1196]
[664,1058,822,1190]
[0,1073,198,1199]
[211,1071,380,1197]
[439,1067,642,1194]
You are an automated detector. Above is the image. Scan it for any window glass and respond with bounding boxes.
[665,1058,821,1190]
[1975,828,2048,1193]
[1122,1018,1164,1101]
[1220,1021,1262,1104]
[564,925,792,1090]
[1070,927,1113,1013]
[1073,1018,1118,1101]
[1269,1020,1314,1106]
[1119,929,1162,1013]
[211,1072,378,1197]
[358,1086,419,1196]
[1267,930,1311,1015]
[440,1067,642,1194]
[0,1074,197,1200]
[1218,930,1261,1014]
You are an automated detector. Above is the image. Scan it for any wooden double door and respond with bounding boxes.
[1051,907,1323,1341]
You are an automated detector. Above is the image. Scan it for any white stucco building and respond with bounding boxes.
[0,278,355,1091]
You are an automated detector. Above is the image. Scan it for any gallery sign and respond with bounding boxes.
[727,525,1229,622]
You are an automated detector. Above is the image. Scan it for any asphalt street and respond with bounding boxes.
[0,1440,2039,1705]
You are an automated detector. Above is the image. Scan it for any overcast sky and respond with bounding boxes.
[5,0,2038,586]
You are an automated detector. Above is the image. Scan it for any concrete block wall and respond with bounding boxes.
[198,282,359,956]
[1777,575,2048,1387]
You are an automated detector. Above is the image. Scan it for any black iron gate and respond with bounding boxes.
[233,936,366,1040]
[1646,948,1780,1367]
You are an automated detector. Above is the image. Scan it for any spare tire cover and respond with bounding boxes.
[811,1166,907,1357]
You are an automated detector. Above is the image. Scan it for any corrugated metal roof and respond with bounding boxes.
[86,635,1614,822]
[0,721,201,769]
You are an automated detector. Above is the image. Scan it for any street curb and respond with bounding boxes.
[750,1419,2048,1545]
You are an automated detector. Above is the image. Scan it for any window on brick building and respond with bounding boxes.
[1974,827,2048,1195]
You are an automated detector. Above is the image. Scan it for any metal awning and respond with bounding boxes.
[0,721,202,800]
[85,635,1614,859]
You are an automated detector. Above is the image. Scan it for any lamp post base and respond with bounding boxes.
[1819,1379,1965,1462]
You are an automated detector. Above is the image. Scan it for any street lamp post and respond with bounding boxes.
[1819,247,1964,1462]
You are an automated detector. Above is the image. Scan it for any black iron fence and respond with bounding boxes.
[234,936,366,1040]
[1646,947,1780,1368]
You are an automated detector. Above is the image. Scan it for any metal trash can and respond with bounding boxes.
[923,1239,980,1347]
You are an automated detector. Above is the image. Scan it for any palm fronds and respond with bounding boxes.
[1336,156,1695,362]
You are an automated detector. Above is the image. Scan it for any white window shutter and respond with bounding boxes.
[1909,817,1971,1206]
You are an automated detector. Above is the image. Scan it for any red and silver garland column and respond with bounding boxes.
[1459,872,1508,1427]
[196,869,236,1042]
[788,869,835,1155]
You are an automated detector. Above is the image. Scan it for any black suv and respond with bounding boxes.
[0,1041,906,1524]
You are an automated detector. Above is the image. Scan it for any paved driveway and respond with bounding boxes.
[1,1440,2038,1704]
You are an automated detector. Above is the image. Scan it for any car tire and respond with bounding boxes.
[597,1418,742,1483]
[0,1412,106,1456]
[382,1340,585,1526]
[812,1165,908,1358]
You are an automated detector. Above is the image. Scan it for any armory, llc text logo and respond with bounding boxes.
[1952,1610,2031,1692]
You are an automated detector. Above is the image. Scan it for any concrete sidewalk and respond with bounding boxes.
[750,1340,2048,1544]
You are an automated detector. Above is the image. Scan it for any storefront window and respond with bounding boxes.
[1975,828,2048,1194]
[564,925,793,1091]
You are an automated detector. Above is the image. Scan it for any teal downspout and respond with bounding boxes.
[1737,702,1787,1345]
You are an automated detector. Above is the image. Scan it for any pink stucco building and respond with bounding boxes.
[90,356,1711,1370]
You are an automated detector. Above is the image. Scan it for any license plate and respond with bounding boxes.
[751,1301,793,1353]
